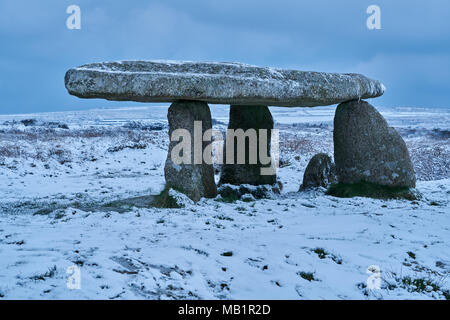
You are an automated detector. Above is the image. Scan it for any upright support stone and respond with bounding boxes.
[220,105,277,186]
[164,100,217,202]
[334,100,416,188]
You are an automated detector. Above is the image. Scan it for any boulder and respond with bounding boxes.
[334,100,416,188]
[65,60,385,107]
[219,105,277,186]
[300,153,337,190]
[217,183,282,202]
[164,100,217,201]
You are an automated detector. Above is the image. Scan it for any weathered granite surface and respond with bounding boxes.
[334,100,416,188]
[65,60,385,107]
[164,100,217,201]
[299,153,337,190]
[219,105,277,186]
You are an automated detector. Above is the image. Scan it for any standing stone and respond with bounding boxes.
[164,100,217,201]
[299,153,337,190]
[219,105,276,186]
[334,100,416,188]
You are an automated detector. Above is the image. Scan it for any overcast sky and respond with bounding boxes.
[0,0,449,114]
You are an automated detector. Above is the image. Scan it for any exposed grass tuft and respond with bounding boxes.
[326,181,420,200]
[312,247,342,264]
[313,248,327,259]
[221,251,233,257]
[33,208,54,216]
[30,265,57,281]
[215,194,240,204]
[400,276,449,299]
[298,271,316,282]
[152,185,183,209]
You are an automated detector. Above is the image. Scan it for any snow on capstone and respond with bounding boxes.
[64,60,385,107]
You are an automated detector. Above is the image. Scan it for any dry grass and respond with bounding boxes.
[1,120,448,181]
[407,140,450,181]
[0,124,164,166]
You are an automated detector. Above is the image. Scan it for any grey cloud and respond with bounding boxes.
[0,0,449,113]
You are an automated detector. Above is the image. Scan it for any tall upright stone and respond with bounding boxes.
[219,105,277,186]
[164,100,217,201]
[334,100,416,188]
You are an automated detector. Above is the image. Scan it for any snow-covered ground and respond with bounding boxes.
[0,104,449,299]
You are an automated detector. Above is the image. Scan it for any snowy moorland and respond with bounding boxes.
[0,105,449,299]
